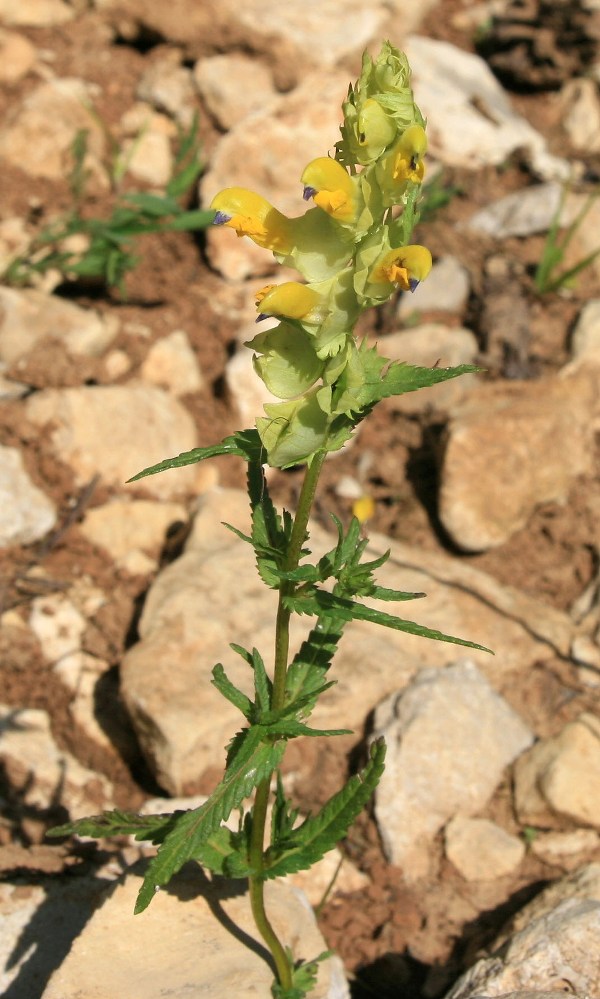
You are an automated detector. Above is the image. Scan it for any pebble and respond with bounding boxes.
[444,816,525,881]
[0,444,56,547]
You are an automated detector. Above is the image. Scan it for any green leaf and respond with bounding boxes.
[47,808,182,843]
[161,209,216,231]
[230,644,272,715]
[263,718,351,739]
[263,739,386,879]
[211,663,253,719]
[287,588,493,654]
[272,952,332,999]
[135,727,285,913]
[126,429,262,482]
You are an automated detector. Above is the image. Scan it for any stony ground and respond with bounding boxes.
[2,1,600,997]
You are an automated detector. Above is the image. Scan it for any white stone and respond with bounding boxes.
[560,78,600,153]
[136,52,196,125]
[0,0,74,26]
[397,255,470,317]
[466,181,581,239]
[123,128,172,187]
[571,299,600,358]
[25,384,217,500]
[0,444,56,547]
[438,359,600,551]
[444,895,600,998]
[0,704,113,819]
[120,488,575,795]
[405,35,568,179]
[445,816,525,881]
[0,287,119,364]
[140,330,204,395]
[80,499,187,568]
[514,713,600,829]
[530,829,600,870]
[0,215,30,274]
[378,323,478,412]
[0,28,36,81]
[193,54,276,130]
[0,78,104,180]
[42,865,349,998]
[29,593,87,667]
[372,660,533,879]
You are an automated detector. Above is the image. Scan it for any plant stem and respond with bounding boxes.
[248,450,327,991]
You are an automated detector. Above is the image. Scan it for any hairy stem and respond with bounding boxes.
[248,450,327,990]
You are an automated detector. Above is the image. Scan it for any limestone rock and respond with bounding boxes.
[444,866,600,998]
[560,78,600,153]
[530,829,600,871]
[140,330,204,396]
[123,128,172,186]
[80,499,187,570]
[135,51,197,125]
[0,78,104,180]
[120,487,576,795]
[193,54,276,130]
[444,816,525,881]
[0,287,119,365]
[0,0,74,26]
[467,181,580,239]
[514,713,600,829]
[438,360,600,551]
[372,660,533,879]
[379,323,478,413]
[224,342,279,427]
[397,255,470,318]
[42,864,349,998]
[405,35,567,179]
[571,300,600,358]
[0,28,36,81]
[0,705,113,819]
[0,444,56,547]
[25,384,216,499]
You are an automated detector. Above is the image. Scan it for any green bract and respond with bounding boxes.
[210,41,432,468]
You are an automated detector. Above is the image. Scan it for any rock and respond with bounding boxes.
[193,54,276,130]
[444,866,600,998]
[0,705,113,819]
[0,28,36,81]
[560,78,600,153]
[405,35,567,179]
[80,499,187,570]
[25,384,217,500]
[444,816,525,881]
[530,829,600,871]
[397,255,471,318]
[514,713,600,829]
[123,128,173,187]
[438,360,600,551]
[120,487,576,794]
[0,215,30,273]
[136,51,196,125]
[0,0,74,26]
[140,330,204,395]
[0,444,56,547]
[42,863,349,998]
[201,70,350,279]
[466,181,583,239]
[0,287,119,365]
[378,323,478,412]
[0,78,104,180]
[372,660,533,879]
[0,362,28,400]
[571,300,600,358]
[28,585,106,684]
[0,875,116,997]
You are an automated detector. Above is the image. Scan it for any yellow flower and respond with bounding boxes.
[371,244,432,292]
[301,158,359,225]
[255,282,323,322]
[211,188,293,254]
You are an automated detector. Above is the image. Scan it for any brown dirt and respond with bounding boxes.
[1,6,600,999]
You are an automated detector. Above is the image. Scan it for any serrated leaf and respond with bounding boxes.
[287,589,492,654]
[211,663,253,719]
[272,952,331,999]
[127,429,262,482]
[47,808,181,843]
[135,727,285,913]
[263,718,351,738]
[263,739,386,879]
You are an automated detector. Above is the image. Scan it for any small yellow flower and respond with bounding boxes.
[372,244,432,292]
[211,188,293,254]
[301,157,358,225]
[255,281,323,322]
[352,494,375,524]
